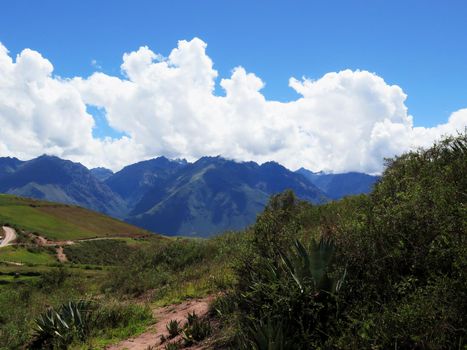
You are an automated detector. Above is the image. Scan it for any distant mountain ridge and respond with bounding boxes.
[123,157,326,236]
[105,157,187,208]
[0,155,377,236]
[0,155,127,218]
[296,168,379,199]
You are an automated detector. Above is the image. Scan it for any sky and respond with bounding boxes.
[0,0,466,173]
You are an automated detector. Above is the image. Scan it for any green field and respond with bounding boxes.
[0,194,152,240]
[0,246,56,264]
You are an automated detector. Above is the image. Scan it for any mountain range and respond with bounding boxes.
[296,168,379,200]
[0,155,378,236]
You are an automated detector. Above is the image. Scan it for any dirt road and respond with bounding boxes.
[0,226,17,248]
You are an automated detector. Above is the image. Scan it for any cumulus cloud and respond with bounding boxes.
[0,38,466,173]
[0,43,142,169]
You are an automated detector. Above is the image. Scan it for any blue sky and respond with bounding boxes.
[0,1,466,172]
[1,0,466,128]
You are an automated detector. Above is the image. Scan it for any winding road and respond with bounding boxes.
[0,226,17,248]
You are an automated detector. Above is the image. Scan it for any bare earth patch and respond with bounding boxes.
[56,246,68,262]
[0,226,17,247]
[106,295,215,350]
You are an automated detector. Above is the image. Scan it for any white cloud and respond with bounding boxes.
[0,39,466,173]
[0,43,142,169]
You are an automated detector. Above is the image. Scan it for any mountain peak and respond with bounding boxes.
[90,167,114,182]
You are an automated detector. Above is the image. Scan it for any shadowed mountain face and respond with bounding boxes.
[90,167,114,182]
[0,157,23,178]
[105,157,188,208]
[125,157,326,237]
[0,155,127,218]
[296,168,379,199]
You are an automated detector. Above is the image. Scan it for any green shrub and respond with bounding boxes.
[37,266,68,289]
[26,298,152,349]
[223,133,467,349]
[94,299,152,330]
[30,300,94,349]
[63,239,137,265]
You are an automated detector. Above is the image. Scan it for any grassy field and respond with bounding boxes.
[63,237,155,265]
[0,196,243,349]
[0,195,174,349]
[0,246,57,265]
[0,194,152,240]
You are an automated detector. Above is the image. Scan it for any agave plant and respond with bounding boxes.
[280,238,346,295]
[243,317,293,350]
[166,319,181,338]
[186,311,198,326]
[31,300,93,349]
[181,311,212,345]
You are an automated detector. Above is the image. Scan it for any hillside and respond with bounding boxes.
[105,156,188,207]
[0,155,127,218]
[126,157,327,236]
[0,194,148,240]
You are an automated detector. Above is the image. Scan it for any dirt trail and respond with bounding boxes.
[1,261,23,266]
[31,233,132,247]
[56,246,68,262]
[106,295,214,350]
[0,226,17,248]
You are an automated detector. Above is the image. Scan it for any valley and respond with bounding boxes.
[0,3,465,348]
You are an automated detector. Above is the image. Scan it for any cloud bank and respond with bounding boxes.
[0,38,465,173]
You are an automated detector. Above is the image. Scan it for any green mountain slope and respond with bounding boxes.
[0,155,127,218]
[0,194,150,240]
[127,157,327,236]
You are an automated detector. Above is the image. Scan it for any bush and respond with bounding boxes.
[28,298,153,349]
[29,300,94,349]
[330,133,467,348]
[223,134,467,349]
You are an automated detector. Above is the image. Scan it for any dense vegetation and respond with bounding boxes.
[214,133,467,348]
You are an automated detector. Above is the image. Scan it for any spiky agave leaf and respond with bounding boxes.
[280,238,345,295]
[32,300,93,348]
[246,317,293,350]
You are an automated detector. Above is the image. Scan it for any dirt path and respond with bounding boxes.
[31,233,132,247]
[1,261,24,266]
[0,226,17,248]
[56,246,68,262]
[106,295,215,350]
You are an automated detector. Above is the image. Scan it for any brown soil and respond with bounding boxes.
[29,233,74,247]
[56,246,68,262]
[0,226,17,247]
[106,295,215,350]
